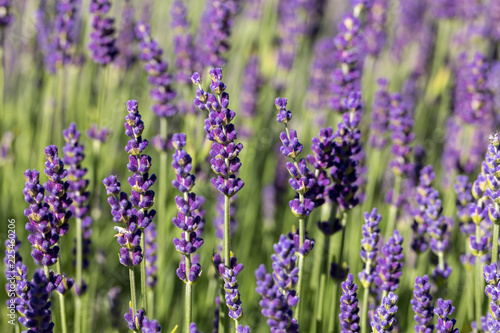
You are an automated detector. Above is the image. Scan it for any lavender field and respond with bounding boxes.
[1,0,500,332]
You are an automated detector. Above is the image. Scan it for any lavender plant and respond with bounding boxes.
[89,0,118,65]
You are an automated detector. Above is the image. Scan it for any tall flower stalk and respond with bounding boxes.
[192,68,246,332]
[171,133,204,333]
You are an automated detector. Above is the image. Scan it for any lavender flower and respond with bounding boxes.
[455,176,474,236]
[271,234,299,292]
[255,264,299,332]
[434,299,459,333]
[488,0,500,41]
[483,263,500,331]
[19,269,55,333]
[371,292,398,332]
[411,275,434,333]
[108,286,122,329]
[389,93,414,178]
[89,0,118,65]
[374,230,404,293]
[307,127,335,209]
[86,123,111,143]
[171,0,195,84]
[276,0,305,73]
[0,0,13,27]
[369,78,391,149]
[114,0,137,70]
[23,169,60,266]
[171,133,203,283]
[0,131,13,164]
[63,123,92,294]
[432,0,458,19]
[359,208,381,289]
[213,253,245,320]
[124,308,162,332]
[339,274,360,333]
[145,223,157,288]
[192,68,245,197]
[306,38,336,113]
[363,0,388,57]
[240,55,261,138]
[52,0,80,67]
[136,22,178,118]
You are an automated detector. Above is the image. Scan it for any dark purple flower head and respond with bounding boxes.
[213,253,245,320]
[371,292,398,332]
[339,274,360,332]
[375,230,404,293]
[359,208,381,288]
[411,275,434,333]
[89,0,118,65]
[434,299,458,333]
[136,22,178,118]
[0,0,13,28]
[145,223,157,288]
[483,263,500,330]
[271,234,299,292]
[389,93,414,178]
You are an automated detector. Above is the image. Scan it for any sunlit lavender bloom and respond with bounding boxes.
[306,38,336,113]
[89,0,118,65]
[339,274,360,332]
[145,223,157,287]
[0,0,13,27]
[389,93,414,178]
[18,269,55,332]
[411,275,434,333]
[52,0,80,68]
[171,0,195,84]
[392,0,428,59]
[371,292,398,332]
[240,55,261,138]
[86,123,111,143]
[63,123,92,294]
[136,22,178,118]
[434,299,459,333]
[359,208,381,289]
[369,78,391,149]
[114,0,136,70]
[363,0,388,57]
[374,230,404,293]
[483,263,500,330]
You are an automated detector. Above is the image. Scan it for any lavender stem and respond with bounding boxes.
[129,268,138,330]
[493,203,499,264]
[55,260,68,333]
[75,217,83,333]
[385,176,401,238]
[140,233,147,313]
[475,223,483,329]
[223,194,231,333]
[329,212,348,333]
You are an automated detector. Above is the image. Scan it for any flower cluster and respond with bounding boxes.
[374,230,404,293]
[371,292,398,333]
[136,22,178,118]
[306,38,336,113]
[124,307,161,332]
[483,134,500,226]
[276,0,305,72]
[171,133,203,283]
[145,222,158,288]
[114,0,136,70]
[240,55,261,138]
[89,0,118,65]
[171,0,195,84]
[213,253,246,322]
[62,123,92,294]
[339,274,360,332]
[363,0,388,57]
[192,68,245,197]
[389,93,414,177]
[359,208,381,289]
[52,0,79,67]
[483,263,500,331]
[0,0,13,27]
[369,78,391,149]
[307,127,335,209]
[411,275,434,333]
[86,124,111,143]
[275,97,315,219]
[434,299,459,333]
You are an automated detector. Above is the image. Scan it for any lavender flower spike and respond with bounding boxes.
[483,263,500,331]
[89,0,118,65]
[171,0,195,84]
[359,208,381,289]
[374,230,404,294]
[213,253,245,321]
[371,292,398,333]
[411,275,434,333]
[339,274,360,332]
[434,299,459,333]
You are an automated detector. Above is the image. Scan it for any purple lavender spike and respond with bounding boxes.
[359,208,381,289]
[89,0,118,65]
[411,275,434,333]
[145,223,158,288]
[171,0,196,84]
[339,274,360,332]
[434,299,459,333]
[371,292,398,332]
[374,230,404,293]
[115,0,137,70]
[369,78,391,149]
[213,253,245,321]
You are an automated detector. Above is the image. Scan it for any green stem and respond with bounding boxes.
[75,217,83,333]
[129,268,138,332]
[97,67,108,125]
[329,213,348,333]
[55,261,68,333]
[44,265,50,279]
[185,281,192,333]
[360,287,370,333]
[0,36,4,130]
[140,232,147,314]
[475,224,483,331]
[223,194,231,333]
[492,211,499,265]
[147,288,155,320]
[385,176,401,238]
[295,218,305,325]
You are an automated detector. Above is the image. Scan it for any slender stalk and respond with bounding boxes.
[222,194,231,333]
[385,176,401,238]
[158,118,168,271]
[360,287,370,333]
[295,217,305,325]
[74,217,83,333]
[185,281,192,333]
[475,224,483,330]
[55,260,68,333]
[140,232,147,313]
[44,265,50,279]
[492,203,499,264]
[147,289,155,320]
[129,268,138,330]
[97,67,109,125]
[0,35,4,128]
[329,212,348,333]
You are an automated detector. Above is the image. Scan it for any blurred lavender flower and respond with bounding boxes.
[411,166,434,253]
[124,307,162,332]
[392,0,428,60]
[369,78,391,150]
[240,55,261,138]
[389,93,414,178]
[23,169,60,266]
[363,0,388,57]
[306,127,334,209]
[108,286,122,329]
[455,176,474,236]
[213,253,246,321]
[434,299,459,333]
[136,22,178,118]
[374,230,404,294]
[411,275,434,333]
[171,0,195,84]
[89,0,118,65]
[432,0,458,19]
[52,0,80,67]
[0,0,13,28]
[488,0,500,41]
[114,0,137,70]
[18,269,55,332]
[145,223,157,287]
[86,123,111,143]
[171,133,203,283]
[192,68,245,197]
[371,292,398,332]
[0,131,14,164]
[63,123,92,295]
[306,38,336,114]
[276,0,305,73]
[339,274,360,332]
[359,208,381,289]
